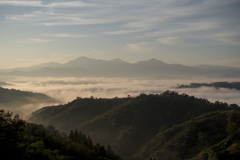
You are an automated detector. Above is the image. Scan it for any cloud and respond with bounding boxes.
[206,29,240,46]
[22,38,52,43]
[3,76,240,117]
[6,77,240,104]
[176,87,240,106]
[157,37,179,45]
[43,33,94,38]
[3,0,240,40]
[125,42,150,52]
[0,0,94,8]
[44,1,95,8]
[103,29,142,35]
[0,1,42,7]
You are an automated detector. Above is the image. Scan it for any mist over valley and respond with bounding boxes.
[1,57,240,118]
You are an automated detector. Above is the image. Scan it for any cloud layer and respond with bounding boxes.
[5,77,240,106]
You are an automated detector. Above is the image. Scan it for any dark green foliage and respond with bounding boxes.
[0,110,121,160]
[28,91,239,159]
[134,111,240,160]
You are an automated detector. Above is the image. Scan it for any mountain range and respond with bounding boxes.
[28,92,240,160]
[1,57,240,78]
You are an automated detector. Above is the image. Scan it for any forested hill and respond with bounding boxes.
[0,87,58,117]
[178,82,240,90]
[0,110,121,160]
[0,87,57,106]
[28,91,240,160]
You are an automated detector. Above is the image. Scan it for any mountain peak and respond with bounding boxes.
[75,56,94,61]
[110,58,127,63]
[149,58,162,62]
[136,58,165,65]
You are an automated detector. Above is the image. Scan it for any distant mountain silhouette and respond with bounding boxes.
[1,57,240,77]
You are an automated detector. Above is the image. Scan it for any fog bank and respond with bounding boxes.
[3,77,239,106]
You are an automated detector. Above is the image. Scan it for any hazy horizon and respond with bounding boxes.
[1,56,240,70]
[1,0,240,69]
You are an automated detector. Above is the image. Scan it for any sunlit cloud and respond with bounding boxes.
[43,33,94,38]
[125,42,150,52]
[22,38,52,43]
[5,77,240,106]
[157,37,179,45]
[2,76,239,118]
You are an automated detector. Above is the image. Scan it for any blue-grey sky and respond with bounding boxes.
[0,0,240,68]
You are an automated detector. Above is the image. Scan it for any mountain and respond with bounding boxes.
[1,57,240,78]
[6,62,62,72]
[0,87,58,118]
[28,91,240,159]
[193,65,240,77]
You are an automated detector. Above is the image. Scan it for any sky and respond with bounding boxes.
[0,0,240,69]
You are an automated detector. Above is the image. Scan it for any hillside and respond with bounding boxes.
[0,110,121,160]
[28,91,239,159]
[134,111,240,160]
[0,87,58,117]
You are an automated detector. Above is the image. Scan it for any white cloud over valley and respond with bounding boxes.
[4,77,240,106]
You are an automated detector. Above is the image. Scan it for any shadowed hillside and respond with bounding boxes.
[0,87,58,118]
[134,110,240,160]
[28,91,240,159]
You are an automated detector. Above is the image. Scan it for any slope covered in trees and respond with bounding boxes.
[134,110,240,160]
[0,110,121,160]
[0,87,58,117]
[28,91,240,159]
[0,87,57,106]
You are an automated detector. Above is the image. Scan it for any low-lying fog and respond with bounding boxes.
[2,76,240,118]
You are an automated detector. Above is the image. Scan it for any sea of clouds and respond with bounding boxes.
[2,76,240,118]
